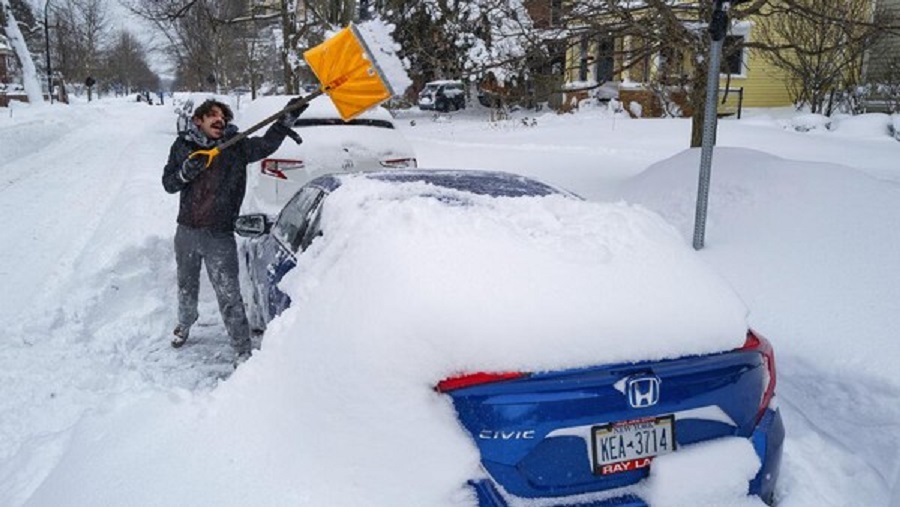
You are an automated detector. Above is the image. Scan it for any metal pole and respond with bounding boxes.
[358,0,370,20]
[692,0,730,250]
[44,0,52,104]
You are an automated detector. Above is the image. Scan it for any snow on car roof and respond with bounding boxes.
[277,173,749,374]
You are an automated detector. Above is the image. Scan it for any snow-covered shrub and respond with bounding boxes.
[608,99,626,116]
[629,101,643,118]
[781,113,831,132]
[891,115,900,141]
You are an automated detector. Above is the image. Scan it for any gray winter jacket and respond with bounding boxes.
[162,122,291,232]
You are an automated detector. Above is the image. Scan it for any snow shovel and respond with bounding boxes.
[188,23,396,168]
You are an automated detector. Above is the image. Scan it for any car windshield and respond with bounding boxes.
[368,171,564,198]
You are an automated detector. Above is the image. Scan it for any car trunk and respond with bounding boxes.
[439,342,770,498]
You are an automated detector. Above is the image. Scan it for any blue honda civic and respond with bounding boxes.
[235,170,784,506]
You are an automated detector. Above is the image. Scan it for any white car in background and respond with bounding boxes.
[239,94,417,213]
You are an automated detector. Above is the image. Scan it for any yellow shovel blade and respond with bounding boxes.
[304,25,394,121]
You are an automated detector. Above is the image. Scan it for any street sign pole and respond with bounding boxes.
[44,0,53,104]
[692,0,732,250]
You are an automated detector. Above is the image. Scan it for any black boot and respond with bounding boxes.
[171,325,190,348]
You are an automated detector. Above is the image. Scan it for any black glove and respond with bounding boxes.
[278,97,309,127]
[180,156,205,182]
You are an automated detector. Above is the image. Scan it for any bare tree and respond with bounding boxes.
[52,0,110,87]
[102,29,157,93]
[753,0,894,114]
[557,0,900,146]
[558,1,763,146]
[125,0,300,93]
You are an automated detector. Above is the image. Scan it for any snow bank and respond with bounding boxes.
[830,113,891,138]
[618,147,900,379]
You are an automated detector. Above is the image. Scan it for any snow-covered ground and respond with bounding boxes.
[0,95,898,506]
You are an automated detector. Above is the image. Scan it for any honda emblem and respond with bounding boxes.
[626,374,661,408]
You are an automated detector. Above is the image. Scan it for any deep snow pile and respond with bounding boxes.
[21,174,753,506]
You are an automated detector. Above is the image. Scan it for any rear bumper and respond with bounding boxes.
[471,407,784,507]
[749,406,785,504]
[471,480,648,507]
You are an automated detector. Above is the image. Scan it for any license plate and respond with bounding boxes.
[591,415,676,475]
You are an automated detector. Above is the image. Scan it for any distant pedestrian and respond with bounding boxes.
[161,97,307,363]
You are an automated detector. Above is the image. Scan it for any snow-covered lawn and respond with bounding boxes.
[0,96,898,506]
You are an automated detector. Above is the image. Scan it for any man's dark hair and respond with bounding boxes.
[192,99,234,123]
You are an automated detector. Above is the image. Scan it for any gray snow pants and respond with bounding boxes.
[174,224,251,355]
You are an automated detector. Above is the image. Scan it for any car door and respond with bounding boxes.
[258,185,326,321]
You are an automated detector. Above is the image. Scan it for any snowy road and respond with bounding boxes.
[1,97,899,506]
[0,102,236,502]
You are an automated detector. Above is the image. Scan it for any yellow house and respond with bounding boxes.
[562,8,795,116]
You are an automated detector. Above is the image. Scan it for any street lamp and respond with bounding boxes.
[44,0,53,104]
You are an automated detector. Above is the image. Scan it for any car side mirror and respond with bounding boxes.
[234,214,271,237]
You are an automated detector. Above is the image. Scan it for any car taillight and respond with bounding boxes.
[261,158,304,179]
[380,157,418,169]
[740,330,777,423]
[435,371,527,393]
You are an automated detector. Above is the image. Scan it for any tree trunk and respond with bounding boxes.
[1,0,45,104]
[689,60,708,148]
[280,0,296,94]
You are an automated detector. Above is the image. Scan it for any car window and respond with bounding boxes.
[272,187,325,253]
[288,118,395,129]
[298,203,325,252]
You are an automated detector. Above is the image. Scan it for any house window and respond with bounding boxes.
[722,35,746,76]
[550,0,563,27]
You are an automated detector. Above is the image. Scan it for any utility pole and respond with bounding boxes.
[692,0,742,250]
[43,0,52,104]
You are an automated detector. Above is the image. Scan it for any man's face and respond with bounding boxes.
[193,106,227,139]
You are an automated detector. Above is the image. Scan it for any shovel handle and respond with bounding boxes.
[216,89,326,153]
[188,147,220,168]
